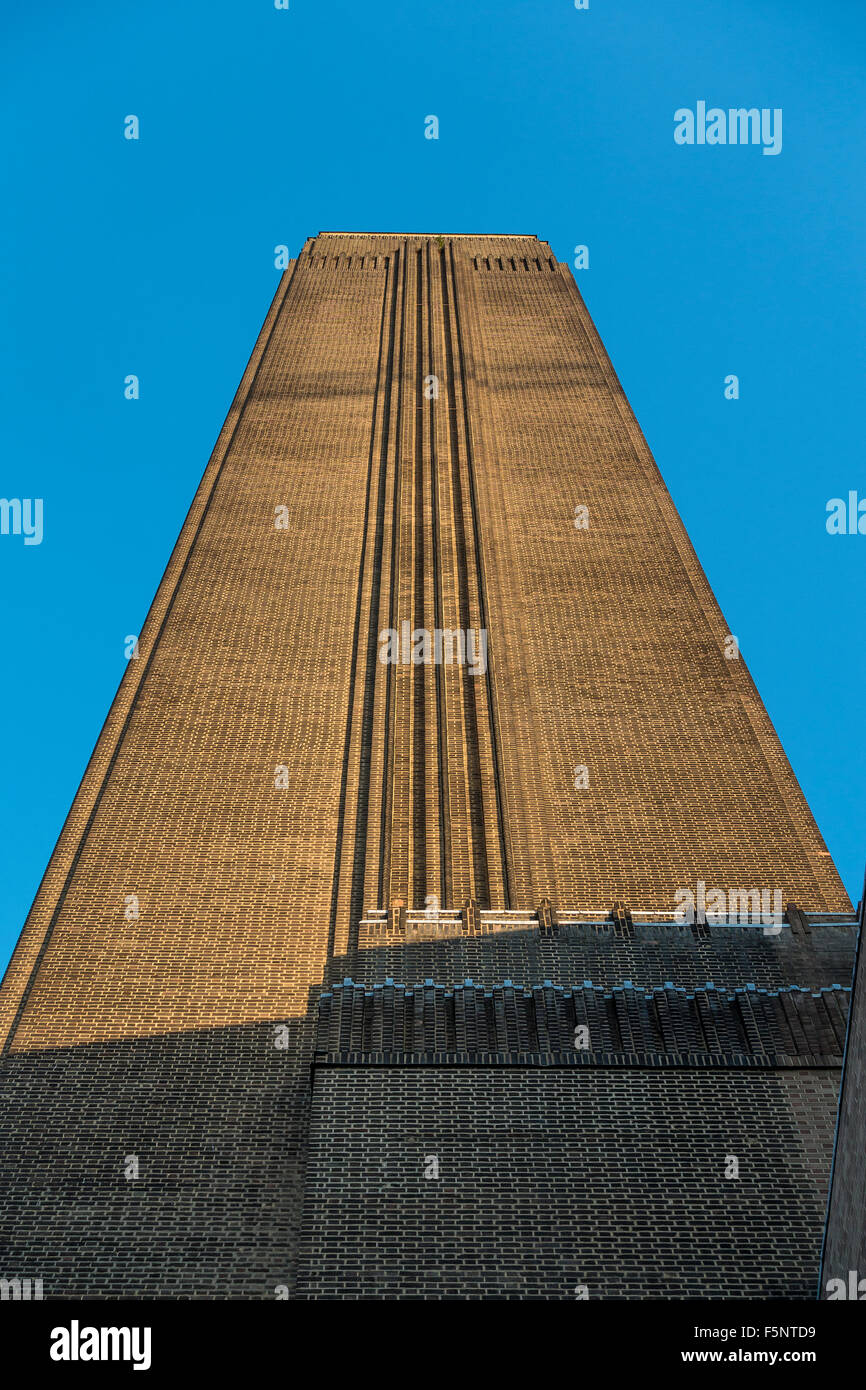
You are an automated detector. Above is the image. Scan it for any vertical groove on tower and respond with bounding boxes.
[329,251,399,965]
[445,242,512,906]
[436,248,487,903]
[431,242,476,906]
[412,244,431,907]
[373,248,405,914]
[427,240,450,908]
[385,243,413,906]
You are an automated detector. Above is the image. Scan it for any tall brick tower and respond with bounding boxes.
[0,234,856,1300]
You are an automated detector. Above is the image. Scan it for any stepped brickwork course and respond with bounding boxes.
[0,233,855,1299]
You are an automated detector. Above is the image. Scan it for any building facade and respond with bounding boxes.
[0,233,856,1298]
[822,891,866,1298]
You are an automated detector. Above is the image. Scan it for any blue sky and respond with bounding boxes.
[1,0,864,971]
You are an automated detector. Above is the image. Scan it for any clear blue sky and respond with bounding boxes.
[2,0,864,971]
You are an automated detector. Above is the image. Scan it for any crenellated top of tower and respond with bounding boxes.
[301,230,559,266]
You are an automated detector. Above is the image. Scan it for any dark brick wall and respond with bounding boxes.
[0,944,850,1299]
[822,925,866,1294]
[0,1024,306,1300]
[297,1067,839,1299]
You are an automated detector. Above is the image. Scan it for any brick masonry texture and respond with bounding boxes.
[0,1025,304,1299]
[0,234,855,1298]
[822,921,866,1292]
[296,1069,839,1299]
[339,920,857,995]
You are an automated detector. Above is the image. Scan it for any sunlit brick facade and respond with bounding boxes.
[0,234,854,1298]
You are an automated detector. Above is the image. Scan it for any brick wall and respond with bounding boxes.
[0,234,852,1299]
[822,919,866,1294]
[297,1067,838,1299]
